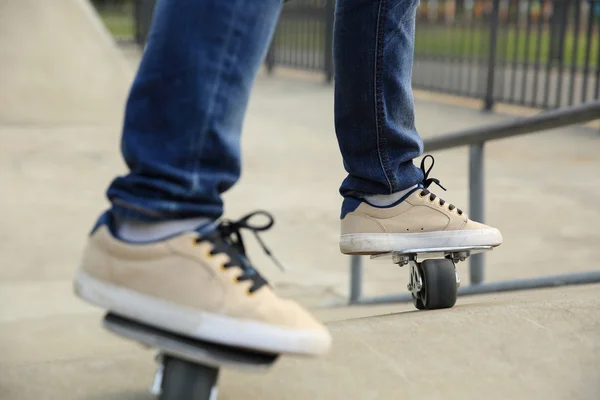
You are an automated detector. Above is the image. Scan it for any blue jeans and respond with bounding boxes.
[107,0,424,222]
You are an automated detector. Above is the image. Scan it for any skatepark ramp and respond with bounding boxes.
[0,0,132,125]
[348,100,600,305]
[217,284,599,400]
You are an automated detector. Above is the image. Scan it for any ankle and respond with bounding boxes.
[363,184,418,207]
[115,217,211,242]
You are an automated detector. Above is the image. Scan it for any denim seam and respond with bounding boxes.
[374,0,393,194]
[383,0,419,49]
[188,0,245,191]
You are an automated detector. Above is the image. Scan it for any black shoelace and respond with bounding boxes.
[195,211,283,294]
[419,155,463,215]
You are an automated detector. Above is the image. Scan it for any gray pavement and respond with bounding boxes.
[2,7,600,399]
[3,285,599,400]
[0,0,132,125]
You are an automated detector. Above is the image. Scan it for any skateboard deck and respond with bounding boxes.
[370,245,493,263]
[103,313,279,400]
[103,313,279,369]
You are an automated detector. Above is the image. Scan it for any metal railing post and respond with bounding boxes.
[133,0,140,45]
[323,0,335,83]
[133,0,158,47]
[265,40,276,75]
[484,0,501,111]
[468,143,485,284]
[349,255,363,304]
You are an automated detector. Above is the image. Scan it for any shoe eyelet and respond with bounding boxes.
[418,191,427,198]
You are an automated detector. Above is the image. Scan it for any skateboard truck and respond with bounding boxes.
[103,313,279,400]
[371,246,492,310]
[149,352,164,396]
[148,352,218,400]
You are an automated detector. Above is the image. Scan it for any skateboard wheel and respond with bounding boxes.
[420,259,457,310]
[160,355,219,400]
[411,293,426,310]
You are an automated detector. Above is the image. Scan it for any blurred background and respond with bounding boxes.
[1,0,599,399]
[94,0,600,109]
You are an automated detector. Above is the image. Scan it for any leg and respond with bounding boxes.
[334,0,503,253]
[107,0,280,222]
[74,0,331,357]
[333,0,424,198]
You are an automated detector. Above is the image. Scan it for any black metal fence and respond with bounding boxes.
[268,0,600,110]
[266,0,335,81]
[411,0,600,110]
[132,0,156,45]
[99,0,600,110]
[92,0,154,43]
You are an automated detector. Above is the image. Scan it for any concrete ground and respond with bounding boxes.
[0,0,131,125]
[3,285,599,400]
[2,6,600,399]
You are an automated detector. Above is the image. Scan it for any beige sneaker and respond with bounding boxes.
[74,211,331,356]
[340,156,502,255]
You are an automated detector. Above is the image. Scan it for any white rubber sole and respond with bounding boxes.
[340,229,502,254]
[74,271,330,356]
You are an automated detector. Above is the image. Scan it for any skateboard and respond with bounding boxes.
[103,313,279,400]
[370,245,493,310]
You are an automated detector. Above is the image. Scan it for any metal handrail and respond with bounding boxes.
[349,100,600,305]
[424,101,600,151]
